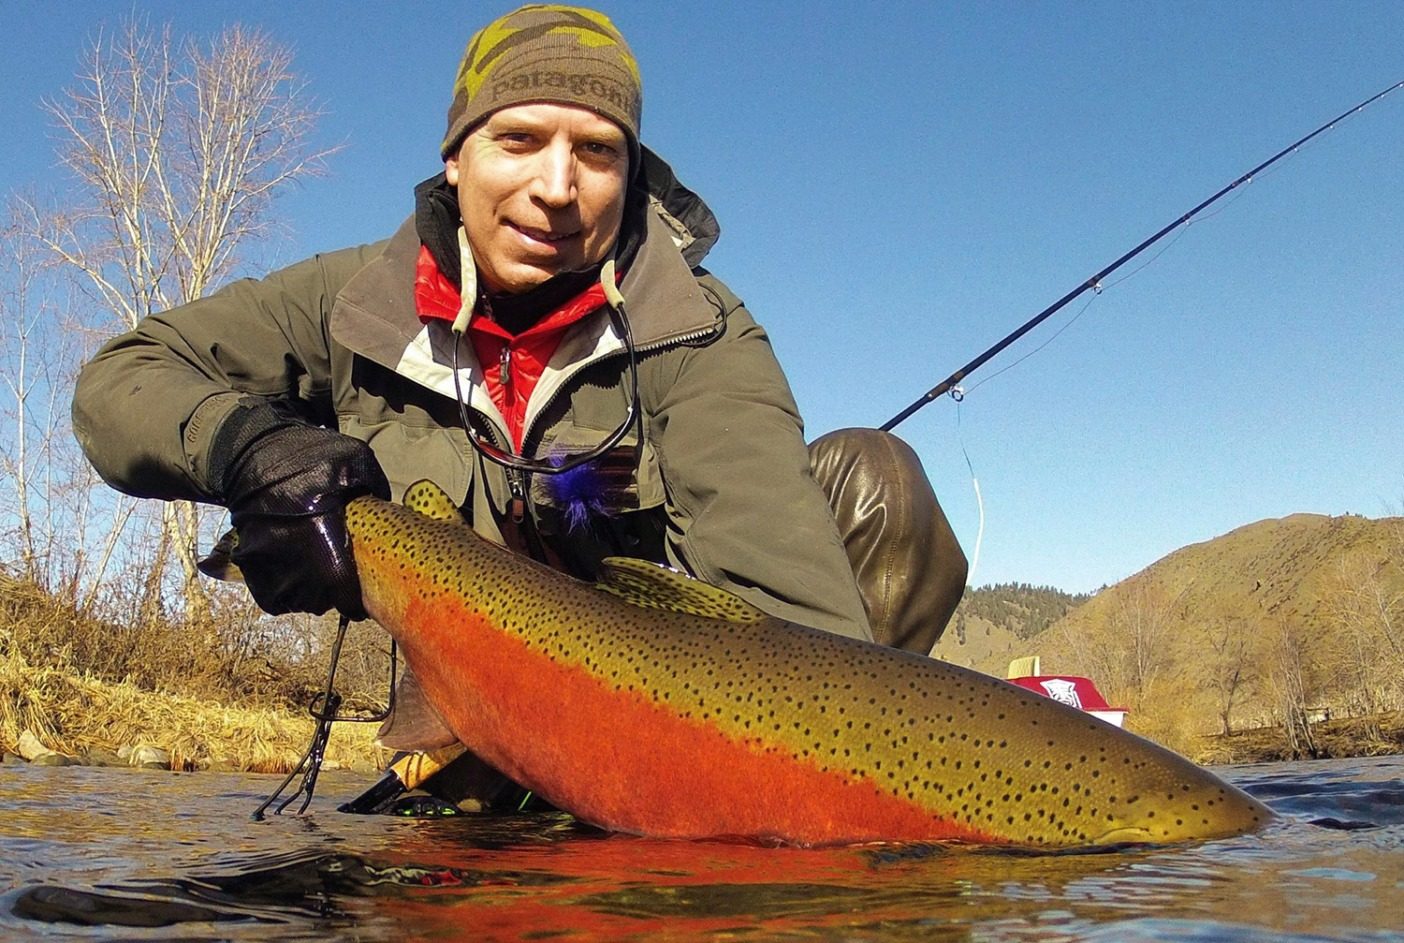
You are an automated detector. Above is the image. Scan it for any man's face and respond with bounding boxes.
[446,102,629,295]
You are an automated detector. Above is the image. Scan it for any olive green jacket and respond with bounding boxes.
[73,159,873,640]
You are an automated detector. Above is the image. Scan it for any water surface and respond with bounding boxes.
[1,755,1400,941]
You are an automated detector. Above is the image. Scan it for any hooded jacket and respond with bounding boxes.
[72,150,874,640]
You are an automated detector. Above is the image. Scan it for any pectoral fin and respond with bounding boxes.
[376,665,460,751]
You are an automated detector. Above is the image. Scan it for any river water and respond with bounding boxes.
[0,755,1399,942]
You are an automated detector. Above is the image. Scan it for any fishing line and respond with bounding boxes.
[961,212,1192,398]
[944,140,1306,400]
[953,397,984,587]
[932,137,1324,402]
[932,116,1337,588]
[899,83,1400,580]
[962,292,1101,398]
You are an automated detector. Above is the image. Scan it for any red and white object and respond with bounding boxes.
[1006,675,1129,728]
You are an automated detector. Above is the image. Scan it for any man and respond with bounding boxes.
[73,5,966,807]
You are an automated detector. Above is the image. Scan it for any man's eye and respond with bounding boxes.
[581,141,621,160]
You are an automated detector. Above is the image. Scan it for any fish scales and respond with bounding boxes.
[347,488,1272,847]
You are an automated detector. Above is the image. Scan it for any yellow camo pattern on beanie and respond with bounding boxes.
[442,4,642,160]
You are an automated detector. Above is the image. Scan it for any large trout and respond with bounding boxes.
[345,482,1272,847]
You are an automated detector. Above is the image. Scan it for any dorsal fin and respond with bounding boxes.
[595,557,768,623]
[402,480,462,522]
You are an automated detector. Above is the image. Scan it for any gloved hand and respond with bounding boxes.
[207,399,390,619]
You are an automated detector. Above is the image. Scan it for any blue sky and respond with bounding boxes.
[4,1,1402,593]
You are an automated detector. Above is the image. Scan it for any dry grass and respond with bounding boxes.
[1119,689,1210,759]
[1,645,386,772]
[0,570,390,772]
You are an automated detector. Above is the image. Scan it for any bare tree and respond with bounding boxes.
[16,18,334,616]
[1039,579,1186,717]
[1321,545,1404,733]
[1264,616,1322,759]
[0,211,137,601]
[1203,615,1254,736]
[0,219,49,584]
[1088,580,1186,710]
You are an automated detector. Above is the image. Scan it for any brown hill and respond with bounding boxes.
[1029,513,1404,756]
[930,513,1403,758]
[930,612,1025,675]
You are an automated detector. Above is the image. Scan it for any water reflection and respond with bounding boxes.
[1,758,1401,942]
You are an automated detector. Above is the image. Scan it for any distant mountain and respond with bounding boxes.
[932,513,1404,757]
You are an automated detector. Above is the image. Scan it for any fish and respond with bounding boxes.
[344,480,1274,847]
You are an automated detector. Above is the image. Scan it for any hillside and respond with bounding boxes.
[932,584,1088,677]
[1024,513,1402,755]
[1039,512,1401,656]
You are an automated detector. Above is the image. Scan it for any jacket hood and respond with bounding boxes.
[637,145,720,268]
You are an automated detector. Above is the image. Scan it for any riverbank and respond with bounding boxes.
[1,572,391,774]
[1196,710,1404,765]
[1,653,386,773]
[5,639,1401,774]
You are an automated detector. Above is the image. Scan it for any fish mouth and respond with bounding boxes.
[1089,826,1156,845]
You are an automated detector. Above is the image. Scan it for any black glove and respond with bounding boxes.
[207,399,391,619]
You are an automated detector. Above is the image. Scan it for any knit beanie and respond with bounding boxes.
[441,4,643,162]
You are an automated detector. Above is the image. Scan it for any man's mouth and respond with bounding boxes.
[512,223,578,245]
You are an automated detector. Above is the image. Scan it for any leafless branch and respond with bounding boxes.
[10,16,335,615]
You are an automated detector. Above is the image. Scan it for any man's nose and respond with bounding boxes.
[530,141,578,207]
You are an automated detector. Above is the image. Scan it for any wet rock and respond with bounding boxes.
[82,747,125,768]
[17,730,51,762]
[128,744,172,769]
[200,757,240,773]
[17,730,78,766]
[2,752,25,765]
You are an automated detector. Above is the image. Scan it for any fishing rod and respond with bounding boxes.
[880,78,1404,433]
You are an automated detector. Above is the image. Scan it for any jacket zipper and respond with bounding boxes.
[468,412,528,523]
[481,298,513,390]
[464,297,528,523]
[506,468,527,523]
